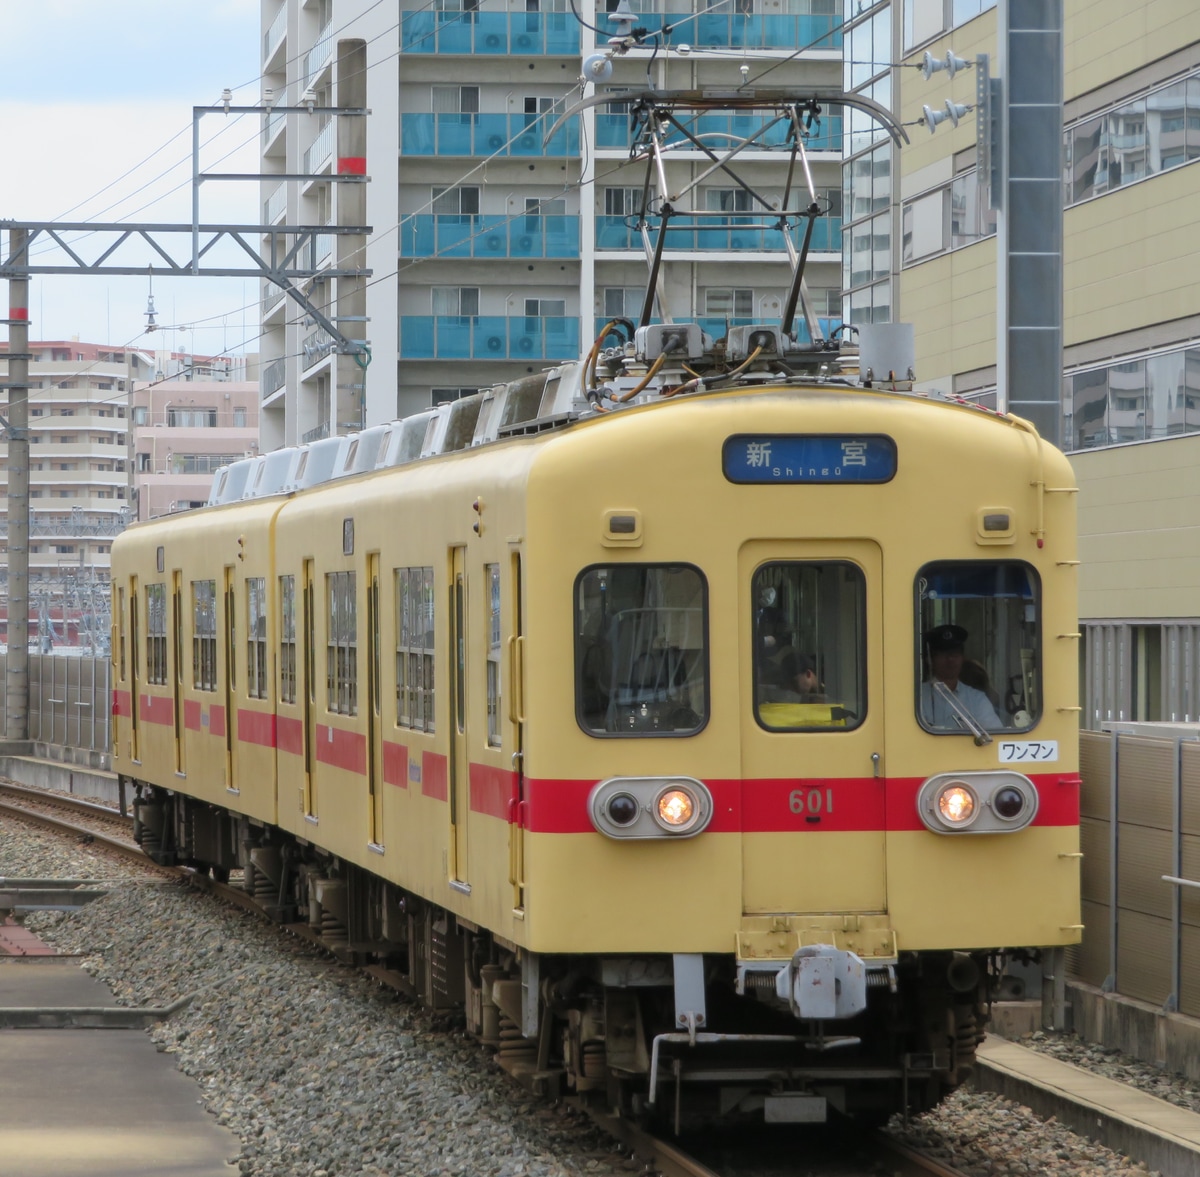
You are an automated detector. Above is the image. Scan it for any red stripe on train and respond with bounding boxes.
[315,724,367,775]
[184,700,202,731]
[422,751,448,801]
[209,704,226,738]
[522,773,1079,834]
[383,740,408,788]
[112,689,131,718]
[277,715,304,756]
[469,762,514,821]
[138,694,174,726]
[238,709,276,749]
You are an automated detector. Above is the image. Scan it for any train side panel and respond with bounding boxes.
[270,446,538,942]
[111,502,281,828]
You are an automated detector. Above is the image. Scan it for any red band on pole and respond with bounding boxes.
[337,156,367,175]
[8,307,28,320]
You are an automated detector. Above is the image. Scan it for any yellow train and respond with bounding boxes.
[110,322,1080,1126]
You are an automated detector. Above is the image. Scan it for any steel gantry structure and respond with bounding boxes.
[0,101,373,738]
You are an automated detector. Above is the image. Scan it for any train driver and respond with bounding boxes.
[920,625,1003,731]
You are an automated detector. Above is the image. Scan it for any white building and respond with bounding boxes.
[258,0,845,448]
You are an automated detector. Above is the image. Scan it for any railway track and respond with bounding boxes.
[0,778,975,1177]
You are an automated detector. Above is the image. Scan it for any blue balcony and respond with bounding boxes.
[595,113,842,152]
[693,12,841,49]
[401,113,580,158]
[400,215,580,259]
[595,216,842,253]
[585,11,840,49]
[401,10,579,55]
[400,316,580,361]
[593,317,844,344]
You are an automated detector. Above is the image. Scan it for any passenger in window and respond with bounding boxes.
[921,625,1003,730]
[758,609,824,701]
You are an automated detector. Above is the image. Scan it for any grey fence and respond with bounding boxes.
[0,653,110,755]
[1075,726,1200,1017]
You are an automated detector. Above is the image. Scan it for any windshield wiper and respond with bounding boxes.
[932,680,993,746]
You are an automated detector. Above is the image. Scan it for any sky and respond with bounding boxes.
[0,1,265,358]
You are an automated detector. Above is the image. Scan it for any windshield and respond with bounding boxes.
[575,564,707,736]
[916,562,1041,735]
[753,562,866,731]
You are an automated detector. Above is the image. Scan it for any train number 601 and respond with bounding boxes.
[789,787,834,815]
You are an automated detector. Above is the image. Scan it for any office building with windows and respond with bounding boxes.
[849,0,1200,723]
[257,0,845,450]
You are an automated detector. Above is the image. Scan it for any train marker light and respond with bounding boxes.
[607,793,639,826]
[589,776,712,839]
[918,771,1038,834]
[991,785,1026,820]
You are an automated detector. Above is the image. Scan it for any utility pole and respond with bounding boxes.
[4,226,29,739]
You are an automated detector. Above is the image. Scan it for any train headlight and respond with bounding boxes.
[589,777,713,839]
[656,787,697,831]
[937,784,976,826]
[918,771,1038,835]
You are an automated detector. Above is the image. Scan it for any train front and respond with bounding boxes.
[518,378,1080,1125]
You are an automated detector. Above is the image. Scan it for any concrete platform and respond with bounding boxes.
[0,960,238,1176]
[975,1036,1200,1177]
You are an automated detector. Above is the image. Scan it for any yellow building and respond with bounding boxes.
[844,0,1200,726]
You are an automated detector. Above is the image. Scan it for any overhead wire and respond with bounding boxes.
[17,2,835,365]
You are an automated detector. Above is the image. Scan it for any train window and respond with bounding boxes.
[192,580,217,691]
[246,578,268,700]
[397,566,436,732]
[575,564,708,737]
[485,563,501,747]
[279,576,297,704]
[753,563,866,731]
[326,571,358,716]
[146,583,168,685]
[916,562,1041,735]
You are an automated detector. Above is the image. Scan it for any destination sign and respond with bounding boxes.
[723,435,897,484]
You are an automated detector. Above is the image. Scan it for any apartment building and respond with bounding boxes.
[257,0,845,450]
[0,340,259,597]
[0,340,141,588]
[859,0,1200,724]
[130,380,261,520]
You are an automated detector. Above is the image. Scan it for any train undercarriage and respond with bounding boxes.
[131,782,1002,1129]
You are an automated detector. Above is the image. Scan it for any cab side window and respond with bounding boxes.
[753,562,865,731]
[916,561,1041,735]
[575,564,707,737]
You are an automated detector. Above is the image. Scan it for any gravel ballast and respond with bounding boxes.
[0,815,1186,1177]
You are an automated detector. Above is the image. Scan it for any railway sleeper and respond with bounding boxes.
[131,784,999,1130]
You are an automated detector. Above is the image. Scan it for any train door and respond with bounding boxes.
[129,577,140,762]
[448,546,470,891]
[366,552,384,849]
[223,566,239,794]
[739,540,886,914]
[508,551,526,914]
[302,558,316,819]
[172,570,185,775]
